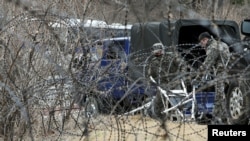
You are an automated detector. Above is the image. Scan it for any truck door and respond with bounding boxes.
[97,38,130,99]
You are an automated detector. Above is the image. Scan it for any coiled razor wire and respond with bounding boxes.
[33,42,250,141]
[1,12,250,141]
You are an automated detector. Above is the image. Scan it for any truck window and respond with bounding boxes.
[106,40,126,60]
[178,26,207,68]
[178,24,239,68]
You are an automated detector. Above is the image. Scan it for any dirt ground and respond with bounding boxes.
[0,108,208,141]
[32,114,208,141]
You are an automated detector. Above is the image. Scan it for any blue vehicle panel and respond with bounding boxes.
[92,37,155,107]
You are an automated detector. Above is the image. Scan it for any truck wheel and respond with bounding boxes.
[85,96,99,118]
[226,81,250,124]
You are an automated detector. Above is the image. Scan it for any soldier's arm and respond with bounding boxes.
[145,56,153,77]
[201,47,219,70]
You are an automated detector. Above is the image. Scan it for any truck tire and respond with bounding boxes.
[226,81,250,124]
[85,96,99,118]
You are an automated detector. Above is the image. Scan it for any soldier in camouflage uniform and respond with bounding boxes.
[146,43,180,87]
[197,32,231,124]
[144,43,183,124]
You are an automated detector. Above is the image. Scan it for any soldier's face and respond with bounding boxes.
[153,49,164,57]
[200,38,209,48]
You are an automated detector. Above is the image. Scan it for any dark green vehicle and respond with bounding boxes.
[128,19,250,124]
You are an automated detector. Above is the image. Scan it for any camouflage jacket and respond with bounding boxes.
[202,39,230,71]
[145,52,181,86]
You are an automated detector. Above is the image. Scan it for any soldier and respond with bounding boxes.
[197,32,231,124]
[144,43,183,124]
[146,43,180,86]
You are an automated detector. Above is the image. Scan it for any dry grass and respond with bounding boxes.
[25,113,208,141]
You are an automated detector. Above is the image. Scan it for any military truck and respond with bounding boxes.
[81,18,250,124]
[128,19,250,124]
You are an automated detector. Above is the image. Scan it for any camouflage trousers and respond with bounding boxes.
[212,71,229,124]
[147,90,168,123]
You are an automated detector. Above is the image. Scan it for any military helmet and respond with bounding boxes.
[151,42,164,53]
